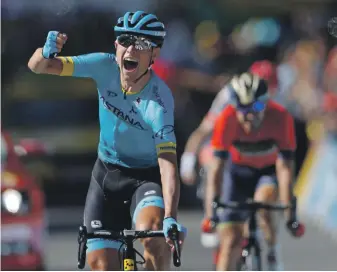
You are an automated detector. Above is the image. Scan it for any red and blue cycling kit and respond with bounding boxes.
[210,101,296,223]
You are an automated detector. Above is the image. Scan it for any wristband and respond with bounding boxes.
[180,152,197,176]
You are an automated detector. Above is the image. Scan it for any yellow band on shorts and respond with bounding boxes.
[217,221,245,230]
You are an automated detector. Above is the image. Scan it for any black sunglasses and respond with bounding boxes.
[117,34,157,51]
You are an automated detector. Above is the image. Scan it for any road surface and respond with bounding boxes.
[46,209,337,271]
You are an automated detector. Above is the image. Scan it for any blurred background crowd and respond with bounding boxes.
[1,0,337,270]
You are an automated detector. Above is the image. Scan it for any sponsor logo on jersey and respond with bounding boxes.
[129,106,137,115]
[152,125,174,139]
[153,85,167,113]
[100,96,145,130]
[107,90,118,97]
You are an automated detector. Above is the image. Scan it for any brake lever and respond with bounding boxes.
[168,224,181,267]
[77,225,87,269]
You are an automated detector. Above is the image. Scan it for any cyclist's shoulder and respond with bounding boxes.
[222,104,236,117]
[146,73,174,108]
[215,105,236,127]
[74,52,117,67]
[213,83,232,103]
[267,100,292,118]
[218,83,232,95]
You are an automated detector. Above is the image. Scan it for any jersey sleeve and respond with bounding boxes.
[57,53,115,81]
[277,111,297,159]
[150,88,177,156]
[211,107,236,158]
[204,85,231,129]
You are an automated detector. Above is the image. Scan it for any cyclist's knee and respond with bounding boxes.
[87,249,119,271]
[135,206,166,256]
[219,224,243,250]
[254,184,277,202]
[88,257,109,271]
[143,236,166,257]
[141,218,166,255]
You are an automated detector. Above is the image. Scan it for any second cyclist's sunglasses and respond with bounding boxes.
[237,101,266,114]
[117,34,157,51]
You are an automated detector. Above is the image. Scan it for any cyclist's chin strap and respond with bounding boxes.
[132,49,154,84]
[132,67,149,84]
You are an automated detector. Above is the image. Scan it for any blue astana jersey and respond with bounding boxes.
[58,53,176,168]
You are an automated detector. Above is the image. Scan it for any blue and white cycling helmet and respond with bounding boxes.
[114,11,166,47]
[229,72,269,112]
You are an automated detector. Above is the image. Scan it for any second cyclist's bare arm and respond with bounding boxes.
[184,86,231,154]
[184,118,213,154]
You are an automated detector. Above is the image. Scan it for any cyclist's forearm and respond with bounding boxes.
[276,158,295,217]
[205,158,225,218]
[184,126,211,154]
[28,48,63,75]
[162,173,180,219]
[28,48,50,73]
[158,154,180,219]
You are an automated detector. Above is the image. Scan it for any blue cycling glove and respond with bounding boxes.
[42,31,60,59]
[163,217,187,239]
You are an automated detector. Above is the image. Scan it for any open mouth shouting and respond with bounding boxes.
[123,57,139,72]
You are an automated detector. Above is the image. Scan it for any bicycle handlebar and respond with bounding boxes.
[77,224,181,269]
[213,200,290,211]
[212,196,298,222]
[86,229,166,239]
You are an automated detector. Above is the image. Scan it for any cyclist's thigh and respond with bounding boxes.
[84,158,131,269]
[130,181,164,230]
[218,163,259,227]
[254,165,278,202]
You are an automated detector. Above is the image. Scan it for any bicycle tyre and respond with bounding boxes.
[238,246,262,271]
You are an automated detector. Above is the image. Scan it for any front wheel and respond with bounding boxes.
[237,246,262,271]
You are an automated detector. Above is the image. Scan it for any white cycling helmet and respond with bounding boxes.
[230,72,269,107]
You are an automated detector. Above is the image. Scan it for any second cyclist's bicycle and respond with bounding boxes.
[211,197,302,271]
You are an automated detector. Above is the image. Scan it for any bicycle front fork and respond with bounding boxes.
[240,214,262,271]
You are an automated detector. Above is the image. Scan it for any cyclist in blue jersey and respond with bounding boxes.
[28,11,186,271]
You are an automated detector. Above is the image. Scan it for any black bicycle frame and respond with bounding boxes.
[241,208,262,270]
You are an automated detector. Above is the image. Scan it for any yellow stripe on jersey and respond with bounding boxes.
[122,86,142,95]
[58,57,74,76]
[156,142,176,155]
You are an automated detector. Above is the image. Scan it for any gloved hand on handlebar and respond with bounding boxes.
[286,219,305,238]
[201,218,217,233]
[163,217,187,250]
